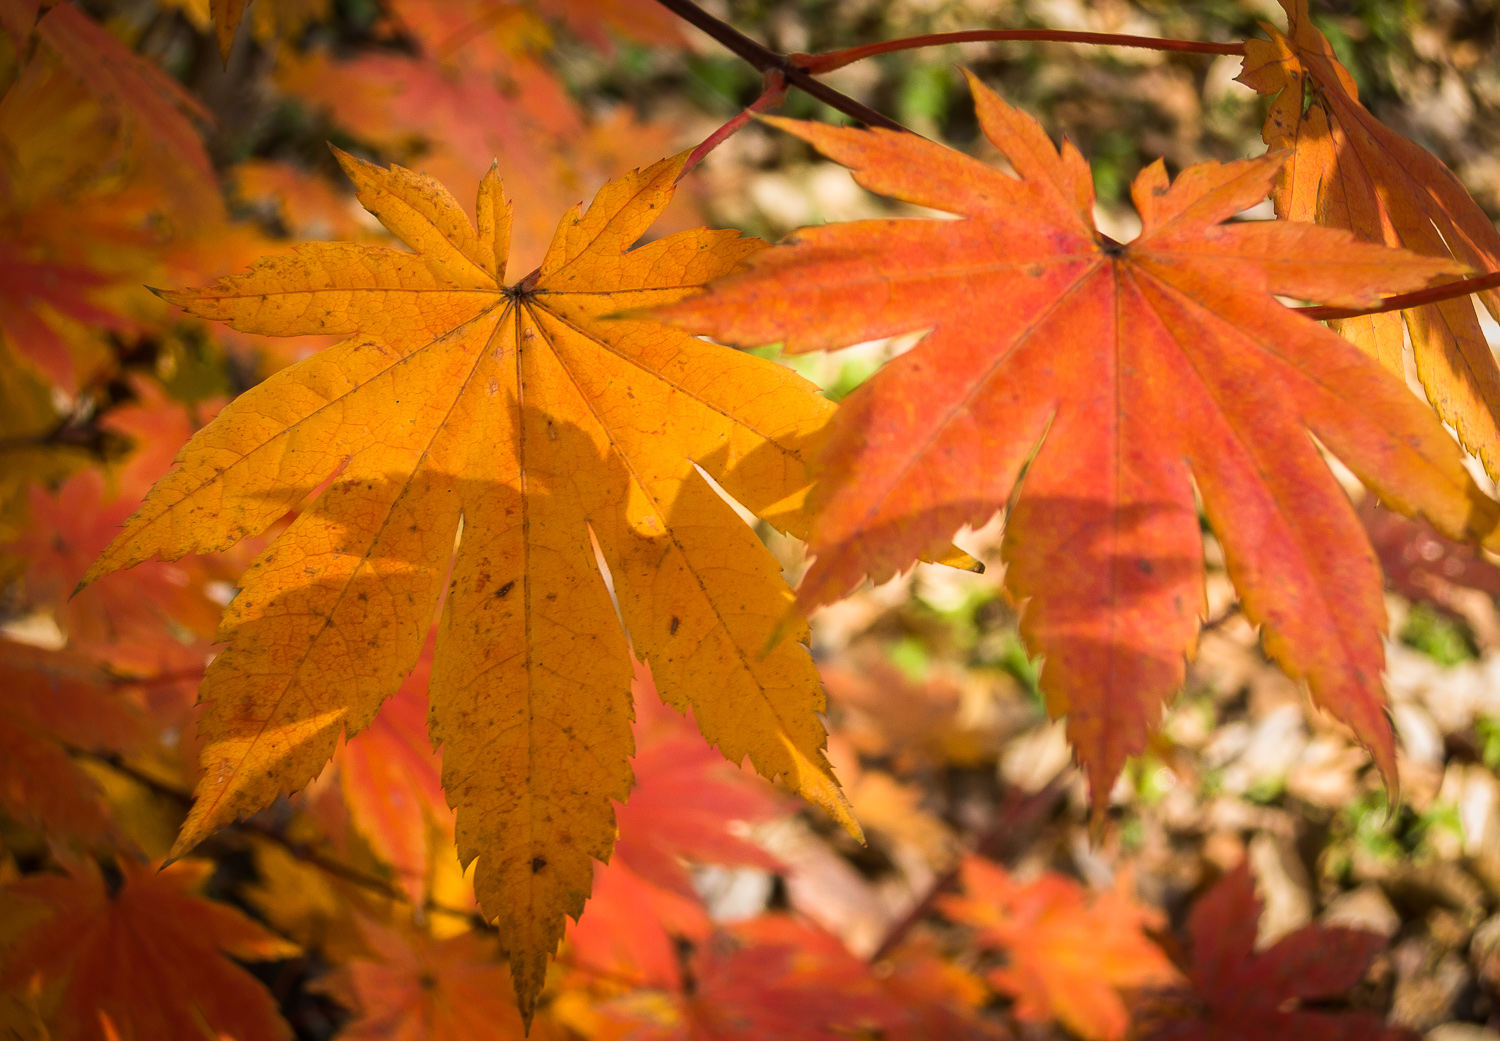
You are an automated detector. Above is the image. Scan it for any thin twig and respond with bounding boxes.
[680,71,789,178]
[797,29,1243,74]
[1296,270,1500,321]
[79,748,482,924]
[554,953,656,990]
[110,667,206,688]
[869,776,1067,963]
[650,0,906,131]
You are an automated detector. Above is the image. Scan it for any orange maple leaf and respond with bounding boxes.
[0,854,298,1041]
[939,857,1178,1041]
[1238,0,1500,479]
[657,72,1499,806]
[85,150,855,1020]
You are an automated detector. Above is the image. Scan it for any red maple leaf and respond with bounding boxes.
[0,854,297,1041]
[1139,862,1412,1041]
[564,661,785,989]
[658,72,1496,807]
[615,660,783,900]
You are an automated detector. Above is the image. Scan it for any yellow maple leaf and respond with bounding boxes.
[84,150,855,1019]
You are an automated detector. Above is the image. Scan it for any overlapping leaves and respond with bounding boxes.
[1239,0,1500,478]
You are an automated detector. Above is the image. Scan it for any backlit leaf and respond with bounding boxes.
[86,151,853,1019]
[657,73,1497,808]
[1239,0,1500,479]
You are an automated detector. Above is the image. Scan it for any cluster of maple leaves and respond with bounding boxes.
[1,0,1497,1037]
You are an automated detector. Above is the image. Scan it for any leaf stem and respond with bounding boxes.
[680,71,789,179]
[650,0,906,131]
[1297,270,1500,321]
[796,30,1244,74]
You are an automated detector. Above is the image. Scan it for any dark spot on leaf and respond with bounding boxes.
[531,856,547,873]
[496,581,514,598]
[1136,559,1153,575]
[670,617,680,635]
